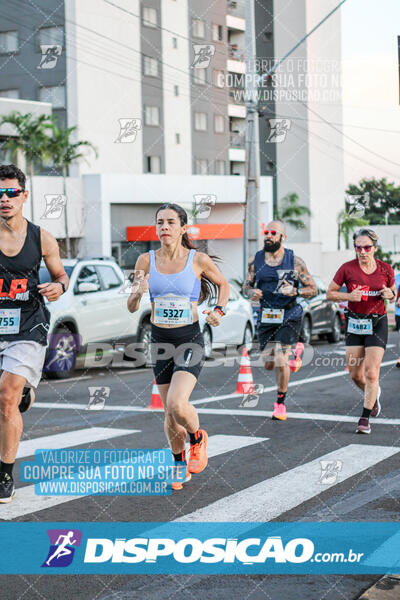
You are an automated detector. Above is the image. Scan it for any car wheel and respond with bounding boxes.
[300,316,312,344]
[327,314,342,343]
[203,326,212,359]
[44,325,78,379]
[242,322,253,351]
[138,320,152,367]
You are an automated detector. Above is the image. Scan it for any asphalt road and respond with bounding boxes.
[1,333,400,600]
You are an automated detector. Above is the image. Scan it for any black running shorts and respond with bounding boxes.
[257,319,302,351]
[150,321,205,385]
[345,313,388,349]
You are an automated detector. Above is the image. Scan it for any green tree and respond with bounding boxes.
[47,122,97,257]
[0,111,53,220]
[346,178,400,225]
[337,209,369,250]
[274,192,311,230]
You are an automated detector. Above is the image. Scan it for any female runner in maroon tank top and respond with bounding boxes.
[127,204,230,490]
[327,229,396,434]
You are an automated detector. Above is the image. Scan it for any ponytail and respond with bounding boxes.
[155,203,220,304]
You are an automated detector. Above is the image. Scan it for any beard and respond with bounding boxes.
[264,237,282,253]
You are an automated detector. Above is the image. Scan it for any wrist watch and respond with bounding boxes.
[214,305,226,316]
[58,282,66,294]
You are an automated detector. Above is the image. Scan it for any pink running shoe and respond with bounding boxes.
[271,402,287,421]
[356,417,371,434]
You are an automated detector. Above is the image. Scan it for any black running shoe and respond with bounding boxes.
[396,361,400,369]
[0,473,15,503]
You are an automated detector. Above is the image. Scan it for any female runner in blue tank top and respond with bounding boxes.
[127,203,230,490]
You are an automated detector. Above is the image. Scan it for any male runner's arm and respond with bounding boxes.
[197,253,230,327]
[38,229,68,301]
[242,257,262,301]
[282,256,317,298]
[127,253,150,313]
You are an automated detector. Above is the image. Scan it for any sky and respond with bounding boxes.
[341,0,400,186]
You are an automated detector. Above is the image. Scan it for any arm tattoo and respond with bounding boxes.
[294,255,317,298]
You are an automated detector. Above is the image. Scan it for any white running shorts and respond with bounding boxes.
[0,340,47,388]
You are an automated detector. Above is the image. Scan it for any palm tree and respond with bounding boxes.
[274,192,311,230]
[0,111,53,221]
[337,209,369,249]
[47,122,97,257]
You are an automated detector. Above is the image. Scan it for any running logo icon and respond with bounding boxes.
[115,118,142,143]
[319,460,343,485]
[88,386,110,410]
[37,45,62,69]
[42,529,82,567]
[192,45,215,68]
[267,119,291,143]
[41,195,66,219]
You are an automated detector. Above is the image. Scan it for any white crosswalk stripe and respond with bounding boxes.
[0,434,267,520]
[17,427,141,459]
[179,444,400,522]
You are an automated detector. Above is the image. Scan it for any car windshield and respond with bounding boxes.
[39,266,74,284]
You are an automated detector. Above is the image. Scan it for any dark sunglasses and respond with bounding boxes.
[355,244,374,253]
[264,229,281,236]
[0,188,25,198]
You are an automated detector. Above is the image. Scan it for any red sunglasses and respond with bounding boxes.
[355,244,374,252]
[264,229,281,236]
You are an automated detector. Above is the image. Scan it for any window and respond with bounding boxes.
[214,69,225,88]
[144,105,160,126]
[0,31,18,54]
[172,37,177,48]
[193,68,206,85]
[194,112,207,131]
[142,7,157,27]
[0,89,19,99]
[212,24,223,41]
[174,85,179,96]
[215,160,225,175]
[147,156,161,173]
[97,265,122,290]
[192,19,205,38]
[75,266,101,294]
[143,55,158,77]
[194,159,208,175]
[214,114,224,133]
[37,26,63,47]
[175,133,180,144]
[38,85,65,108]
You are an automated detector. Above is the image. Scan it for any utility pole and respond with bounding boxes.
[244,0,261,276]
[243,0,347,276]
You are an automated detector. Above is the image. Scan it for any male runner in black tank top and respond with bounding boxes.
[0,164,68,503]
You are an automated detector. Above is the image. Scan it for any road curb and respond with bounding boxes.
[359,575,400,599]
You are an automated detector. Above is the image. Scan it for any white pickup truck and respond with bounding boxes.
[40,257,152,378]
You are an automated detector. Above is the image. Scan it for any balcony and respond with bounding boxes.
[226,0,245,31]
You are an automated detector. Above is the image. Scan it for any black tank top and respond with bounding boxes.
[0,220,50,345]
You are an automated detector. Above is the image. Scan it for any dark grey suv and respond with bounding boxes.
[299,276,342,344]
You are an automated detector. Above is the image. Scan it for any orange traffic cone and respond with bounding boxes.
[235,347,255,394]
[147,379,163,409]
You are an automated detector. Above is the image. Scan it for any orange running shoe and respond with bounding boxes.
[288,342,304,373]
[171,463,192,491]
[271,402,287,420]
[188,429,208,474]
